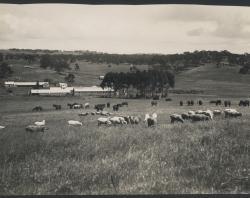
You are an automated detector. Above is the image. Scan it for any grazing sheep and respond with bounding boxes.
[181,113,190,120]
[210,100,222,106]
[84,103,90,109]
[122,102,128,106]
[53,104,62,110]
[34,120,45,126]
[109,117,127,125]
[73,104,83,109]
[188,110,196,116]
[96,111,101,115]
[190,114,210,122]
[100,111,111,116]
[97,117,112,126]
[213,110,222,116]
[224,100,231,107]
[170,114,184,123]
[239,100,250,107]
[79,112,89,116]
[129,116,141,124]
[123,116,130,124]
[153,95,160,100]
[113,105,119,111]
[144,114,150,123]
[67,103,83,109]
[151,101,157,106]
[68,120,83,126]
[195,110,213,120]
[91,112,96,115]
[224,109,242,118]
[124,116,140,124]
[95,104,105,111]
[0,126,6,130]
[26,125,47,133]
[107,102,110,108]
[198,100,203,105]
[145,113,157,127]
[32,106,43,112]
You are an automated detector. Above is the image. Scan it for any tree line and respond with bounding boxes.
[1,49,250,74]
[100,70,175,98]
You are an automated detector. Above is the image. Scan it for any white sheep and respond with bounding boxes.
[84,103,90,109]
[109,116,127,125]
[68,120,83,126]
[97,117,112,126]
[34,120,45,126]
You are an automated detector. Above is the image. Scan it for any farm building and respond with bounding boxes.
[5,81,49,88]
[58,83,68,89]
[30,86,113,96]
[99,75,104,80]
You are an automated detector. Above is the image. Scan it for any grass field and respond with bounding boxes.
[0,94,249,194]
[0,59,250,194]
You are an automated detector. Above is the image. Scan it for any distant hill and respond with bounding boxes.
[1,49,250,97]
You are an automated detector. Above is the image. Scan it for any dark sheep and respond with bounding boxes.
[26,125,47,133]
[53,104,61,110]
[95,104,105,111]
[198,100,203,106]
[122,102,128,106]
[32,106,43,112]
[239,100,250,107]
[151,101,157,106]
[113,105,119,111]
[153,95,160,100]
[224,100,231,107]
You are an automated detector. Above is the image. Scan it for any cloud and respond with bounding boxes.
[187,28,205,36]
[0,4,250,53]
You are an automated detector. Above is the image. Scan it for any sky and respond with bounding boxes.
[0,4,250,54]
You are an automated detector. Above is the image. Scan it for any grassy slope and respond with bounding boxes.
[6,59,148,86]
[175,63,250,97]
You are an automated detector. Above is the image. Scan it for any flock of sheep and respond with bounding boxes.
[170,108,242,124]
[0,99,245,132]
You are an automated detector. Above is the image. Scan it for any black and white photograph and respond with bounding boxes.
[0,1,249,195]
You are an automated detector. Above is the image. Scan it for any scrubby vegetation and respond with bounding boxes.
[0,117,248,194]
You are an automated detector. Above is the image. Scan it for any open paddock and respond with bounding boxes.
[0,94,249,194]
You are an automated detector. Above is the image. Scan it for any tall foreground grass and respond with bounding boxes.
[0,119,249,194]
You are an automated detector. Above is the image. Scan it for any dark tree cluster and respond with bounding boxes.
[0,62,13,79]
[100,70,175,97]
[65,73,75,83]
[40,54,71,72]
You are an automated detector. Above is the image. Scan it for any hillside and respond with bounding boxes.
[174,63,250,97]
[1,49,250,97]
[4,59,148,86]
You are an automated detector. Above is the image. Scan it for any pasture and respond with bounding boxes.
[0,94,249,194]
